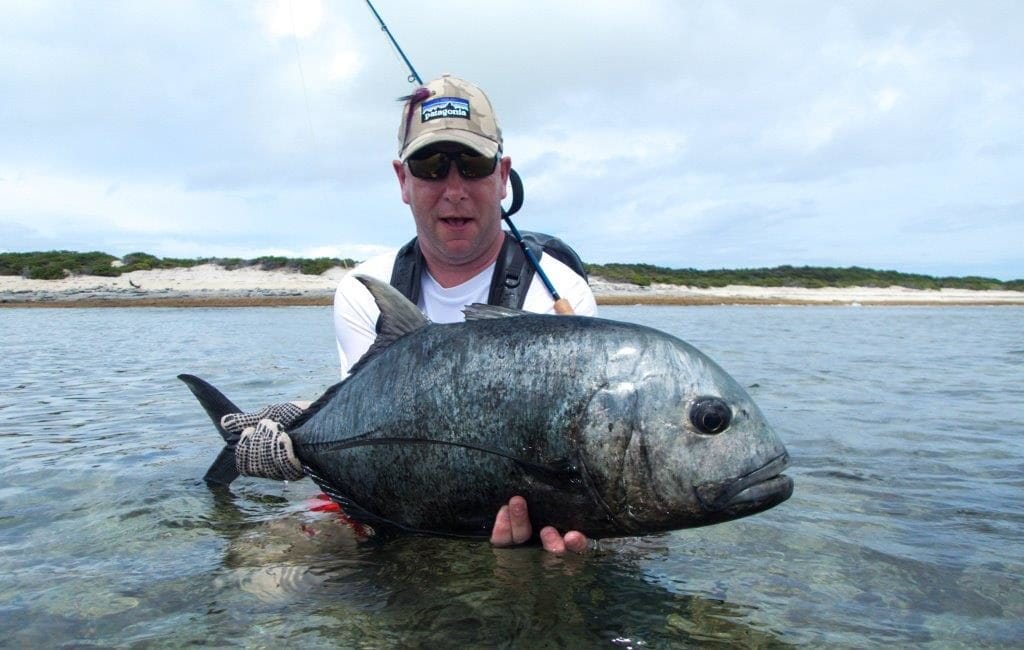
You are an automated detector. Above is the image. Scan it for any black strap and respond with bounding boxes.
[389,238,424,306]
[503,168,524,219]
[487,233,536,309]
[518,231,588,282]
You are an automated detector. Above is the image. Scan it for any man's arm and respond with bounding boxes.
[333,254,397,377]
[524,255,598,317]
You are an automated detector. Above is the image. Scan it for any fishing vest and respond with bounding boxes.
[389,231,588,310]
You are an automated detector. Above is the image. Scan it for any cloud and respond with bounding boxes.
[260,0,324,41]
[0,1,1021,278]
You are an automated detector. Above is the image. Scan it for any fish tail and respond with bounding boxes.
[177,374,243,486]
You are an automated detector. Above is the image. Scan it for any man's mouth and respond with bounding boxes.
[440,217,472,229]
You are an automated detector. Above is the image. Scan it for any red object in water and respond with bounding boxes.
[307,493,372,538]
[308,493,341,513]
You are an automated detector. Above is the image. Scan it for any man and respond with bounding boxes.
[228,75,596,554]
[333,74,596,376]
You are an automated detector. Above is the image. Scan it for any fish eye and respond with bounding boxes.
[689,397,732,434]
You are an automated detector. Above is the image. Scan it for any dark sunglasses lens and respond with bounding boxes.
[456,153,497,179]
[407,152,450,179]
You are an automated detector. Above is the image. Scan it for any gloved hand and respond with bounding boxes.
[233,418,305,481]
[221,401,308,434]
[221,401,310,481]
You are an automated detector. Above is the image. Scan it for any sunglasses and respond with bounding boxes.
[406,149,498,180]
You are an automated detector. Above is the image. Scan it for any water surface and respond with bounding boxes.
[1,305,1021,646]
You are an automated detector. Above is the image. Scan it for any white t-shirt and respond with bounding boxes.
[333,249,598,377]
[419,263,494,324]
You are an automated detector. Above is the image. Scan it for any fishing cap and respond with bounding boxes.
[397,74,503,161]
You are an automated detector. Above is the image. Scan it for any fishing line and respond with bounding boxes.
[289,0,316,144]
[362,0,572,313]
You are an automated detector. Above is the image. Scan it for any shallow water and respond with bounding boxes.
[1,305,1022,647]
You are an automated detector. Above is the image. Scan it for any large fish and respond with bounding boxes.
[181,275,792,539]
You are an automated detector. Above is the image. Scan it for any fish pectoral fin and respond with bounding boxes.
[515,457,581,491]
[317,436,582,490]
[462,303,530,320]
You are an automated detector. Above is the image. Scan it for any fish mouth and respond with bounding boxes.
[695,452,793,514]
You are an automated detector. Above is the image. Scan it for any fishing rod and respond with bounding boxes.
[363,0,574,315]
[501,170,574,314]
[364,0,422,85]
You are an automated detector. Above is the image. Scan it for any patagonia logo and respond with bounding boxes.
[421,96,470,122]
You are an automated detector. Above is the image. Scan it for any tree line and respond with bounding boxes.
[585,262,1023,291]
[0,251,357,280]
[1,250,1020,291]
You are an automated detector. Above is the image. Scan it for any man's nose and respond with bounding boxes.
[441,168,468,200]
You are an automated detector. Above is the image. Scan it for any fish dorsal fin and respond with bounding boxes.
[462,303,530,321]
[348,275,430,376]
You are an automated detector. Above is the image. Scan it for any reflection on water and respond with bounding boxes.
[1,305,1022,646]
[192,489,792,648]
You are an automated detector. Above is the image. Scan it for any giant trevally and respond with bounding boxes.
[181,275,792,540]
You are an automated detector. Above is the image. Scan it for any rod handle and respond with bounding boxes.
[553,298,575,315]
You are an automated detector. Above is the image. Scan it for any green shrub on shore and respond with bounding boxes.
[0,251,121,280]
[300,257,347,275]
[0,251,357,279]
[1,251,1019,291]
[583,263,1023,291]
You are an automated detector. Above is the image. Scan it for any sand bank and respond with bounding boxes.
[1,265,1021,307]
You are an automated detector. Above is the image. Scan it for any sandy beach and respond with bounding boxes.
[1,264,1022,307]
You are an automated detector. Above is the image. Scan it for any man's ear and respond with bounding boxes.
[393,160,412,205]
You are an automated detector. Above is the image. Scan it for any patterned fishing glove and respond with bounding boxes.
[233,418,305,481]
[221,402,310,481]
[221,402,307,433]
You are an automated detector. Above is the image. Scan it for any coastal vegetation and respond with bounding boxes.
[1,250,1020,291]
[0,251,357,281]
[585,263,1024,291]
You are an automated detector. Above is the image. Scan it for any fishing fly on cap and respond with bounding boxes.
[398,86,432,155]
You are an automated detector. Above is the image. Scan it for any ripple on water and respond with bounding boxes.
[1,305,1023,646]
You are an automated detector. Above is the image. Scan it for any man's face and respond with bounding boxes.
[393,142,511,271]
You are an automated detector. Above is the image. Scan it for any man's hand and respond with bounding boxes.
[221,402,310,481]
[221,401,309,435]
[490,495,588,554]
[233,418,304,481]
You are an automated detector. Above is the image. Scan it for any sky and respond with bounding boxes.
[1,1,1022,280]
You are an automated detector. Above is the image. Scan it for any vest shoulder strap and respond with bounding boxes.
[519,231,588,282]
[388,238,424,305]
[488,233,534,309]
